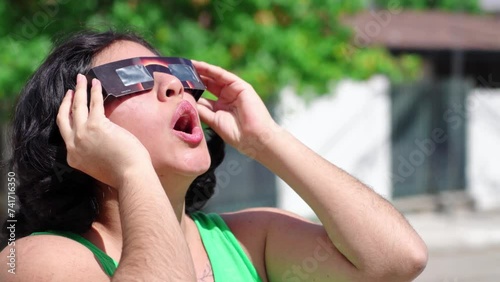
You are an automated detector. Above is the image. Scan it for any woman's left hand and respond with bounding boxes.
[193,60,280,157]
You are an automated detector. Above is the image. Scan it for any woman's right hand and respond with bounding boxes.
[56,74,151,188]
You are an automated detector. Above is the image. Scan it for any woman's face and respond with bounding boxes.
[92,40,211,179]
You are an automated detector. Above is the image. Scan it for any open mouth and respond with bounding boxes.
[173,113,194,134]
[171,100,203,145]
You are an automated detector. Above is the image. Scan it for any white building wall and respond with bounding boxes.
[480,0,500,12]
[275,76,392,219]
[467,89,500,211]
[275,78,500,218]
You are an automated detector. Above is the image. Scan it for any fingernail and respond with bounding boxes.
[77,73,84,83]
[92,78,97,87]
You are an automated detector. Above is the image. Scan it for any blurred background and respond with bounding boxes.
[1,0,499,281]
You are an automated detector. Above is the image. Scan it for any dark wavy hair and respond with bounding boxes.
[0,30,224,246]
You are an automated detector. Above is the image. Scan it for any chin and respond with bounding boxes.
[181,158,211,176]
[154,151,211,177]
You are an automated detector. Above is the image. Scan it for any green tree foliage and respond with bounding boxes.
[3,0,473,119]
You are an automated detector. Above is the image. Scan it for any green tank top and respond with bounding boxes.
[31,212,262,281]
[190,212,262,282]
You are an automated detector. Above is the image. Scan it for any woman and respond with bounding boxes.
[1,30,427,281]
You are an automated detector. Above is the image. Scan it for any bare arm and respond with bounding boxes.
[58,75,196,281]
[194,61,427,281]
[112,164,196,281]
[0,166,195,282]
[255,127,427,281]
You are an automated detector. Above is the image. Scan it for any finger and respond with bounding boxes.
[196,102,216,128]
[192,60,242,86]
[56,89,75,142]
[89,78,105,118]
[202,74,249,104]
[200,75,223,97]
[72,74,89,127]
[197,97,216,112]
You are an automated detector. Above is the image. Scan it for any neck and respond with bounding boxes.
[91,174,195,246]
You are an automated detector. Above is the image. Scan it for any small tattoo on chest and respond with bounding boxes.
[198,261,213,282]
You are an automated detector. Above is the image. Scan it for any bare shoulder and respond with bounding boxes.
[219,208,320,281]
[219,207,284,242]
[220,207,324,250]
[220,207,318,233]
[222,208,358,282]
[0,234,110,282]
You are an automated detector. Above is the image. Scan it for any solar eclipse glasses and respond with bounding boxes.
[86,57,206,101]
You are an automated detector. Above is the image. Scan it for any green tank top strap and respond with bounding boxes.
[30,230,118,277]
[190,212,263,282]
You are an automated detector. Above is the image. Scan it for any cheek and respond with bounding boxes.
[106,100,171,150]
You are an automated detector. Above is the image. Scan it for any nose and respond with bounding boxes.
[153,72,184,100]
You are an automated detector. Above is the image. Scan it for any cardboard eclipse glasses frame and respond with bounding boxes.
[86,57,206,101]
